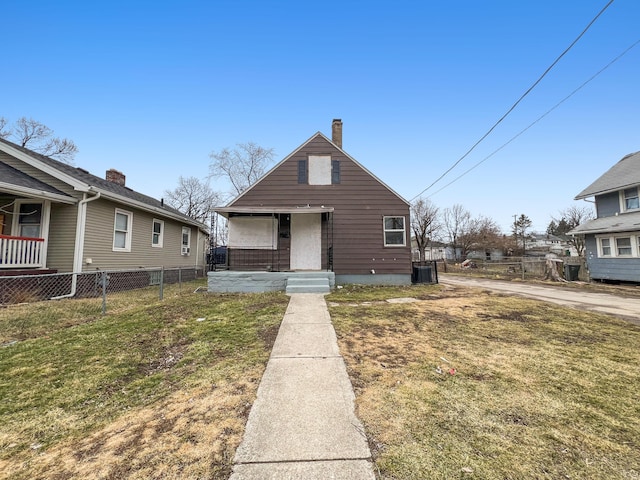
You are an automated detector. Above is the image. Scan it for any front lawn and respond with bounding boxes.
[0,282,289,479]
[329,283,640,480]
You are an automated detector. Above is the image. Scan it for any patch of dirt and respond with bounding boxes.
[258,322,280,349]
[141,344,187,375]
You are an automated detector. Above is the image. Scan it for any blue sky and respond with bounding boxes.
[3,0,639,233]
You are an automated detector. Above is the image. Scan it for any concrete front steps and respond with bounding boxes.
[286,275,331,294]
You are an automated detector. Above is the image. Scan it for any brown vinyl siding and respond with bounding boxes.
[82,199,204,271]
[230,135,411,275]
[46,203,78,272]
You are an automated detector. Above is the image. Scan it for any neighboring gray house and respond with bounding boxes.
[570,151,640,282]
[0,138,208,278]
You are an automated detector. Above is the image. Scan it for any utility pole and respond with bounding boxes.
[513,214,518,254]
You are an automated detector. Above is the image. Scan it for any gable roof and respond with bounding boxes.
[575,151,640,200]
[226,131,410,207]
[0,137,207,231]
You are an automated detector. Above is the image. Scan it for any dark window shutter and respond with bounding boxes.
[331,160,340,184]
[298,160,307,184]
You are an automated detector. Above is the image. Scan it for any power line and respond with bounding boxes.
[410,0,615,202]
[425,38,640,199]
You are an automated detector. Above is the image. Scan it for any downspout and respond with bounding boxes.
[52,191,101,299]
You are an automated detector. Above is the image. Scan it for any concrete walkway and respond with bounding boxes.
[229,293,375,480]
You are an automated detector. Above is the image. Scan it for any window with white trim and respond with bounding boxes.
[113,209,133,252]
[623,187,639,211]
[383,216,406,246]
[599,238,611,257]
[597,234,640,258]
[616,237,632,256]
[17,202,43,238]
[152,219,164,248]
[181,226,191,255]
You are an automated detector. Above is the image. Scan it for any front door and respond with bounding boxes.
[290,214,321,270]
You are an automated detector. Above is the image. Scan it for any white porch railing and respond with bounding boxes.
[0,235,45,268]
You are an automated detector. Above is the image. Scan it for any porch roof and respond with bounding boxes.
[0,161,75,203]
[568,211,640,235]
[215,205,334,218]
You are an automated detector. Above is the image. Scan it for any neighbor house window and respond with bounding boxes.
[383,216,406,246]
[152,219,164,248]
[113,209,133,252]
[181,226,191,255]
[17,202,43,238]
[599,238,611,256]
[623,187,639,211]
[616,237,632,256]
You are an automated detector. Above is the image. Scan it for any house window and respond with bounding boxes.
[18,203,43,238]
[599,238,611,256]
[181,227,191,255]
[616,237,632,256]
[113,209,133,252]
[623,187,639,211]
[331,160,341,184]
[152,219,164,248]
[308,155,332,185]
[383,216,406,246]
[298,160,307,184]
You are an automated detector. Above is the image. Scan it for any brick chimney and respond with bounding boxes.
[332,118,343,148]
[106,169,126,187]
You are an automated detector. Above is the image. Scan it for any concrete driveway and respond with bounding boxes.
[440,275,640,325]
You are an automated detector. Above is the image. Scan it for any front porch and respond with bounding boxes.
[208,270,335,294]
[0,235,46,269]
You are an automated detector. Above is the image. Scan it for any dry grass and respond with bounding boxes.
[0,282,289,479]
[329,283,640,480]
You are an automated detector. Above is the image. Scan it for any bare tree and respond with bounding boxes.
[164,176,221,224]
[551,205,594,257]
[410,198,440,261]
[0,117,8,138]
[209,142,275,195]
[0,117,78,163]
[458,215,502,258]
[443,204,471,260]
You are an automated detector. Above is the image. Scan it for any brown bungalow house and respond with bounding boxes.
[209,120,412,293]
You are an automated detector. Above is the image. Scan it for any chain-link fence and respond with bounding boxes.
[437,257,589,281]
[0,267,207,313]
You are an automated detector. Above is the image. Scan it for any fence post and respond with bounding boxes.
[179,267,182,290]
[522,258,525,281]
[101,271,107,315]
[159,267,164,300]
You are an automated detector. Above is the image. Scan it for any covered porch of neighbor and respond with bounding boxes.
[1,198,76,273]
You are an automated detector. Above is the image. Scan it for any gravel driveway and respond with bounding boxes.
[440,275,640,326]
